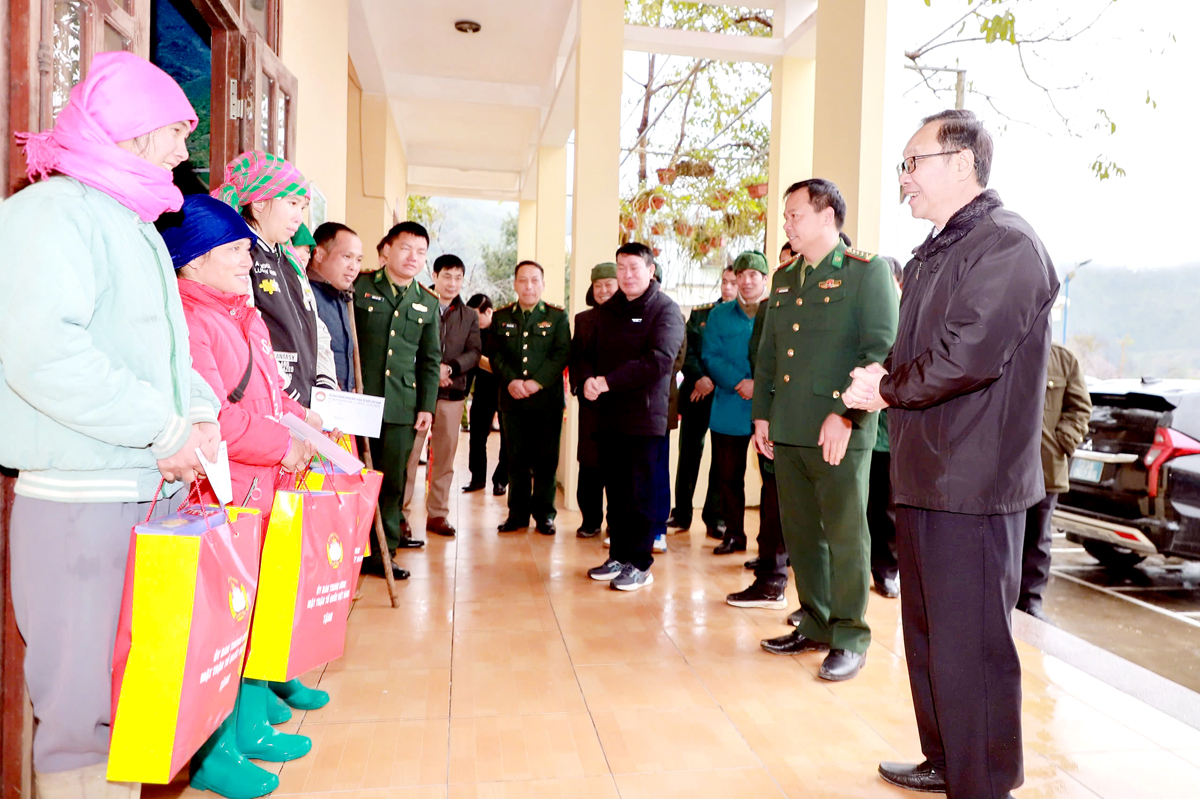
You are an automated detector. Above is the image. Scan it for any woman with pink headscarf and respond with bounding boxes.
[0,52,220,798]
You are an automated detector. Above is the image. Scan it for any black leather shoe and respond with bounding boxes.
[705,522,726,540]
[361,559,410,581]
[713,537,747,555]
[576,525,601,539]
[744,557,760,570]
[1020,603,1051,622]
[492,484,507,496]
[396,536,425,549]
[760,629,830,655]
[875,574,900,599]
[665,514,690,529]
[786,608,805,627]
[878,761,947,793]
[497,517,527,533]
[535,519,556,536]
[819,649,866,681]
[462,481,486,493]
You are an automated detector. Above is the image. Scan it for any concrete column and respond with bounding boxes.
[812,0,888,252]
[765,56,816,262]
[535,146,568,306]
[517,199,538,263]
[559,0,623,510]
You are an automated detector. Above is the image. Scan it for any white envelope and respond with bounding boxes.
[196,441,233,506]
[281,413,365,474]
[310,388,386,438]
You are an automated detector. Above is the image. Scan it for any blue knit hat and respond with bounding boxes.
[158,194,259,269]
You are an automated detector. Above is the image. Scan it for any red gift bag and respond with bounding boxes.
[108,486,263,783]
[299,460,383,588]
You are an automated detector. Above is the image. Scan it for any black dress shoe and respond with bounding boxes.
[875,574,900,599]
[744,557,760,570]
[665,514,690,529]
[878,761,947,793]
[395,536,425,549]
[361,560,411,581]
[760,629,830,655]
[576,525,601,539]
[497,517,527,532]
[713,537,747,555]
[786,608,805,627]
[535,519,556,536]
[705,521,726,540]
[819,649,866,681]
[462,481,486,493]
[492,484,507,496]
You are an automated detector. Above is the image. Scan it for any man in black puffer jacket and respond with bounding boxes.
[578,242,685,592]
[844,110,1058,799]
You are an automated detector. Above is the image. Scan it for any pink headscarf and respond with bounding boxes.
[16,51,197,222]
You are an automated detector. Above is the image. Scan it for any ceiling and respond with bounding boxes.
[349,0,817,202]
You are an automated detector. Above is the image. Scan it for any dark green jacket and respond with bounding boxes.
[353,269,442,426]
[681,302,719,395]
[491,300,570,413]
[751,239,898,449]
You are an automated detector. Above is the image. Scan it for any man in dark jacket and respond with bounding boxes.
[581,242,685,591]
[402,255,481,536]
[844,110,1059,798]
[1019,343,1091,620]
[463,294,508,494]
[308,222,363,390]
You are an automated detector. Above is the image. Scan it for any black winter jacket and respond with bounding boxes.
[880,190,1059,515]
[577,281,685,438]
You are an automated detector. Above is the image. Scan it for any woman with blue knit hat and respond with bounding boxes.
[159,194,320,798]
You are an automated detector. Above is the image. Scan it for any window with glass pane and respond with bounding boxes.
[260,77,273,152]
[52,1,85,119]
[275,92,288,157]
[103,22,130,52]
[246,0,268,41]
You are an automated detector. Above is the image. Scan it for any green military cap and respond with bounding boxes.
[590,262,617,282]
[292,222,316,248]
[733,250,768,275]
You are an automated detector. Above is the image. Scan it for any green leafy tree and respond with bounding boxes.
[475,212,518,305]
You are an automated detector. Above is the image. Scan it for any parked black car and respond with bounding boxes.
[1055,378,1200,569]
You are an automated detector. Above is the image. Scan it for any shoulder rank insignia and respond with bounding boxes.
[818,279,842,289]
[845,248,876,262]
[545,302,563,312]
[694,302,714,311]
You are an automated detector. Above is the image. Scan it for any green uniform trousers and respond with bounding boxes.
[369,421,417,555]
[502,409,562,524]
[774,444,872,654]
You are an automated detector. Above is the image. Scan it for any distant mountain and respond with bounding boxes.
[1063,263,1200,379]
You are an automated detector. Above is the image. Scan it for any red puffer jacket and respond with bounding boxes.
[178,278,307,512]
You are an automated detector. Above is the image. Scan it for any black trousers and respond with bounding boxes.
[603,434,667,572]
[502,409,561,524]
[896,506,1025,799]
[654,435,670,539]
[672,397,721,527]
[468,382,507,488]
[577,464,608,531]
[755,458,788,581]
[711,432,750,544]
[867,451,898,581]
[1019,493,1058,612]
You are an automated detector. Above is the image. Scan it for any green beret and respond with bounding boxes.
[590,262,617,282]
[291,223,316,248]
[733,250,768,275]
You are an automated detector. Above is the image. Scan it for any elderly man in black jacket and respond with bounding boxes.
[844,110,1058,799]
[580,242,685,591]
[403,254,481,537]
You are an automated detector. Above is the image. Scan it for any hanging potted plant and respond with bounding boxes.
[707,187,733,211]
[673,218,695,238]
[743,172,769,199]
[656,166,678,186]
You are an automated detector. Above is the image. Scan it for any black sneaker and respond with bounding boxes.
[588,559,625,581]
[726,578,788,609]
[576,525,602,538]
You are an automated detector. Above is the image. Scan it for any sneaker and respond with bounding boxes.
[588,559,625,581]
[653,534,667,553]
[611,564,654,592]
[603,536,610,548]
[726,578,788,609]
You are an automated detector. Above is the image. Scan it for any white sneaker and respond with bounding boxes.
[653,534,667,553]
[603,536,610,548]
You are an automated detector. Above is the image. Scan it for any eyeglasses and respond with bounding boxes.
[896,151,962,176]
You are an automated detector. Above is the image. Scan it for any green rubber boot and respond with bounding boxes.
[265,690,292,725]
[268,678,329,711]
[189,699,280,798]
[237,680,312,762]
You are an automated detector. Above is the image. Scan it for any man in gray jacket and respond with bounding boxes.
[403,254,481,536]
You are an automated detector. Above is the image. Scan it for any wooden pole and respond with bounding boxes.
[347,300,399,609]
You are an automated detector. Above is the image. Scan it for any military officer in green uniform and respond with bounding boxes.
[493,260,571,535]
[752,179,898,682]
[354,221,442,579]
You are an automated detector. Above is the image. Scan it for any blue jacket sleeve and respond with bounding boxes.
[702,306,751,390]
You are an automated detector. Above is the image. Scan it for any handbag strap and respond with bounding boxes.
[227,337,255,404]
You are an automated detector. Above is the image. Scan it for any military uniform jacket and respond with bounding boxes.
[491,300,570,414]
[681,303,717,395]
[751,240,898,449]
[353,269,442,426]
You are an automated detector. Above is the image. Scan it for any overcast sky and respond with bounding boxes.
[879,0,1199,270]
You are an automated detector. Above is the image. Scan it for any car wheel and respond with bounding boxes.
[1081,539,1147,570]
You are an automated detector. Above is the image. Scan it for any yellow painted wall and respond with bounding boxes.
[345,61,408,269]
[281,0,349,221]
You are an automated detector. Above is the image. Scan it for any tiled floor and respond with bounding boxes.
[146,436,1200,798]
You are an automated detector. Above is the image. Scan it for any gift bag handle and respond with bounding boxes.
[144,479,210,529]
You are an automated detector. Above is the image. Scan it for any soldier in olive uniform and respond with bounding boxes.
[752,179,898,682]
[493,260,571,535]
[354,221,442,579]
